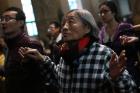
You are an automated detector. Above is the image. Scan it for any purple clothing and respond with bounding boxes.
[99,22,133,54]
[5,32,45,93]
[99,22,140,88]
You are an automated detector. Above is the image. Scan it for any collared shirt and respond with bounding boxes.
[41,42,136,93]
[55,33,62,43]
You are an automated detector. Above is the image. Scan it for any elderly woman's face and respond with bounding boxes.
[61,11,90,42]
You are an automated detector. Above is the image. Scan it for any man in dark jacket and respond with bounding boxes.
[0,7,45,93]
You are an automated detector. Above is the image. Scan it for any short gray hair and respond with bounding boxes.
[67,9,99,41]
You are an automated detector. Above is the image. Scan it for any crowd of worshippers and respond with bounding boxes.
[0,1,140,93]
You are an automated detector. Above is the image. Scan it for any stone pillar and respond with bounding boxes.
[132,0,140,25]
[7,0,22,8]
[81,0,105,27]
[0,1,8,13]
[0,0,22,13]
[31,0,63,47]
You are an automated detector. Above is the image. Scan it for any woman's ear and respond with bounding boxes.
[85,24,91,34]
[112,12,115,16]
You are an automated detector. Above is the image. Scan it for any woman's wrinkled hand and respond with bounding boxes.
[109,50,127,80]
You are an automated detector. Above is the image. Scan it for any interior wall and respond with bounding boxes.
[131,0,140,25]
[0,0,8,13]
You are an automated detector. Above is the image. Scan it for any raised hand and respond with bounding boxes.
[109,50,127,80]
[120,35,139,45]
[18,47,45,62]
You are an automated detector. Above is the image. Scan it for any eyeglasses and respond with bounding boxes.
[0,16,16,22]
[48,26,56,29]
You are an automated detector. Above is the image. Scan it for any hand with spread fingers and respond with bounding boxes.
[18,47,45,62]
[109,50,127,80]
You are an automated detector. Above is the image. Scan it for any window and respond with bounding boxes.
[21,0,38,36]
[68,0,82,10]
[118,0,131,16]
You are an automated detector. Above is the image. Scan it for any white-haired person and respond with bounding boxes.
[19,9,136,93]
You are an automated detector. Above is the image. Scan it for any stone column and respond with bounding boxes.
[132,0,140,25]
[31,0,63,47]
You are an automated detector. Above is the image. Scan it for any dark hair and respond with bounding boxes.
[3,7,26,28]
[49,21,61,28]
[99,1,120,22]
[4,7,26,21]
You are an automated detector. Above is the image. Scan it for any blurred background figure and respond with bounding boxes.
[98,1,140,92]
[45,21,62,93]
[47,21,62,64]
[0,35,7,93]
[120,34,140,92]
[48,21,62,45]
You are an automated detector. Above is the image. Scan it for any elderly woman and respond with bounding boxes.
[18,9,136,93]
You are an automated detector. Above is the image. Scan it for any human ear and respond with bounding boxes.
[85,24,91,34]
[18,20,25,28]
